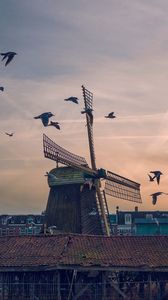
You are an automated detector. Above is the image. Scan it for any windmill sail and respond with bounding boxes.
[43,134,98,176]
[82,85,93,109]
[82,85,96,169]
[82,85,110,236]
[43,134,88,166]
[105,170,142,203]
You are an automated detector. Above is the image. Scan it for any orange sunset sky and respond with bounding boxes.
[0,0,168,214]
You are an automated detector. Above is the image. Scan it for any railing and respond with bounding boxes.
[0,280,167,300]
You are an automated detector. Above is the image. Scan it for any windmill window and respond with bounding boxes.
[125,214,132,224]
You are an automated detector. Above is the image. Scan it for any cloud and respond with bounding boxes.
[1,0,168,213]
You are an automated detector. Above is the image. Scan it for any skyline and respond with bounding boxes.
[1,0,168,213]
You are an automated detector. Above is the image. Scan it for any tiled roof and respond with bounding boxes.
[0,234,168,271]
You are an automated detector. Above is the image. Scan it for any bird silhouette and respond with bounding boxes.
[150,192,168,205]
[148,174,155,182]
[105,112,116,119]
[34,112,54,127]
[81,108,93,125]
[150,171,163,185]
[48,121,60,130]
[5,132,14,137]
[0,87,4,92]
[64,96,79,104]
[1,52,17,66]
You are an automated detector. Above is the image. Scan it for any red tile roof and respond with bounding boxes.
[0,234,168,271]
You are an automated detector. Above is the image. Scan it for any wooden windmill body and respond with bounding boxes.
[43,86,142,236]
[45,166,103,235]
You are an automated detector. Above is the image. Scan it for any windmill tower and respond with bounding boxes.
[43,86,142,236]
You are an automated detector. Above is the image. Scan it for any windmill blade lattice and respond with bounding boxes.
[82,85,93,110]
[82,85,96,170]
[43,134,88,167]
[82,86,111,236]
[105,170,142,203]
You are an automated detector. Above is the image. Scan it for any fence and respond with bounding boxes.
[0,280,168,300]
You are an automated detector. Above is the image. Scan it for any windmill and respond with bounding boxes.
[43,86,141,236]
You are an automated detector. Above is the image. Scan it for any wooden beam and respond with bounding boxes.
[148,273,152,300]
[102,271,107,300]
[109,281,129,299]
[73,283,90,300]
[1,265,168,273]
[67,270,77,300]
[57,270,61,300]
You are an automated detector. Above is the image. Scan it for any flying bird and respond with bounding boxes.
[5,132,14,137]
[0,87,4,92]
[150,171,163,185]
[48,121,60,130]
[81,108,93,125]
[34,112,54,127]
[148,174,155,182]
[1,52,17,66]
[81,108,93,114]
[150,192,168,205]
[64,96,79,104]
[105,112,116,119]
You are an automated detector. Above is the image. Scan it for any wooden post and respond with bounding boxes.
[57,271,61,300]
[148,273,152,300]
[102,272,107,300]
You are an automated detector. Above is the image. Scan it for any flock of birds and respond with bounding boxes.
[1,51,167,207]
[148,171,168,205]
[0,52,116,135]
[33,100,116,130]
[1,52,17,137]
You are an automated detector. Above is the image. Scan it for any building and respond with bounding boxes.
[0,234,168,299]
[45,166,106,235]
[110,208,168,236]
[0,214,45,236]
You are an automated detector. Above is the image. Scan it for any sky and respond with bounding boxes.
[1,0,168,214]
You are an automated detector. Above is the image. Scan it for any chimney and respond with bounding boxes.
[116,206,119,224]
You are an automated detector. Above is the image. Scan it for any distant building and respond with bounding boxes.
[110,207,168,236]
[0,214,45,236]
